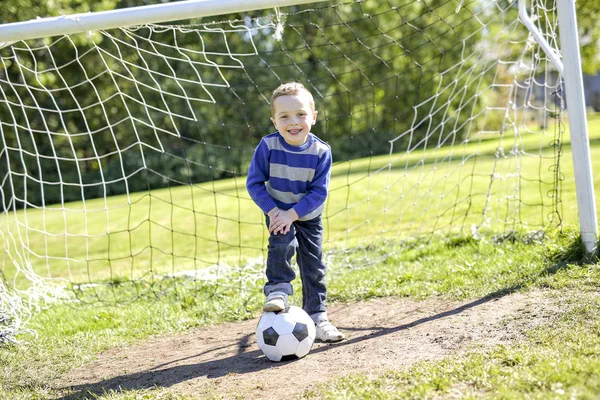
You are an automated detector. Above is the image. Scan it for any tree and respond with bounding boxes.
[1,0,591,208]
[576,0,600,74]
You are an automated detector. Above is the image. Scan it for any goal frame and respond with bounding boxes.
[0,0,597,253]
[0,0,333,47]
[519,0,597,254]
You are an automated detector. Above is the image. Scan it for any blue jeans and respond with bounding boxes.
[264,215,327,317]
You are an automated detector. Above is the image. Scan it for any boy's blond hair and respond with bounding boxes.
[270,82,315,116]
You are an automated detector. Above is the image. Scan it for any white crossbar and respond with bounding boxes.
[0,0,329,44]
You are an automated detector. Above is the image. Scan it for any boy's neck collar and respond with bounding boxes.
[277,132,314,151]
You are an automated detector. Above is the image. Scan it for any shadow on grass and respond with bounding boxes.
[55,235,590,400]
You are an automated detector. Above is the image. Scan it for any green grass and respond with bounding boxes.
[4,114,599,287]
[310,257,600,399]
[1,230,598,399]
[1,114,600,399]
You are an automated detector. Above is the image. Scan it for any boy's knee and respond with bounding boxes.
[269,230,295,244]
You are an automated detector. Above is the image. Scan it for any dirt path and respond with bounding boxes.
[56,290,558,399]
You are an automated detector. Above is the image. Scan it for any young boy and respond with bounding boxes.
[246,82,345,343]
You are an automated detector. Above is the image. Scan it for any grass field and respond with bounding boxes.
[0,114,599,399]
[4,113,597,288]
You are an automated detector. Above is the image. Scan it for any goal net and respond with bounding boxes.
[0,0,569,342]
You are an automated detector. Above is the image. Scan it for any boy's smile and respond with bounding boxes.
[271,92,318,146]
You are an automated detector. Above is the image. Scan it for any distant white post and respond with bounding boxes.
[520,0,598,254]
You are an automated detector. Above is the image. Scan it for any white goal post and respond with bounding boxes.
[519,0,597,254]
[554,0,598,254]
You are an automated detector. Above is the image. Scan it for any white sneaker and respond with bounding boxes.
[263,292,288,312]
[315,319,345,343]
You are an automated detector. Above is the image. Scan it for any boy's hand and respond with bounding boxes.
[267,207,280,219]
[269,208,298,235]
[267,207,282,233]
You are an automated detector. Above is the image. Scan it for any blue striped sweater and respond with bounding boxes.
[246,132,332,221]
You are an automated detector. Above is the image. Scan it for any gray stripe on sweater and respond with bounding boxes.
[270,164,315,182]
[266,183,303,204]
[265,184,324,221]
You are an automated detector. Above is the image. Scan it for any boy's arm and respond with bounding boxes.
[246,140,278,214]
[292,148,332,218]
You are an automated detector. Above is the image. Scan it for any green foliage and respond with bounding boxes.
[1,0,504,208]
[1,0,146,23]
[576,0,600,75]
[0,2,598,210]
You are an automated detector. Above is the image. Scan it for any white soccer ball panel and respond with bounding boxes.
[272,313,296,335]
[255,326,265,348]
[287,306,314,326]
[260,344,283,362]
[277,333,301,356]
[295,336,313,358]
[257,312,277,332]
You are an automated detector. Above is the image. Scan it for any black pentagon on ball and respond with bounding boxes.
[263,327,279,346]
[292,322,309,342]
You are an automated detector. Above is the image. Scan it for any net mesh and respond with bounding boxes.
[0,0,566,343]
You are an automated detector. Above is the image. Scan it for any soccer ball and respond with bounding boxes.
[255,305,316,362]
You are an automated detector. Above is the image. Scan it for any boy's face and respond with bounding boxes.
[270,92,318,146]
